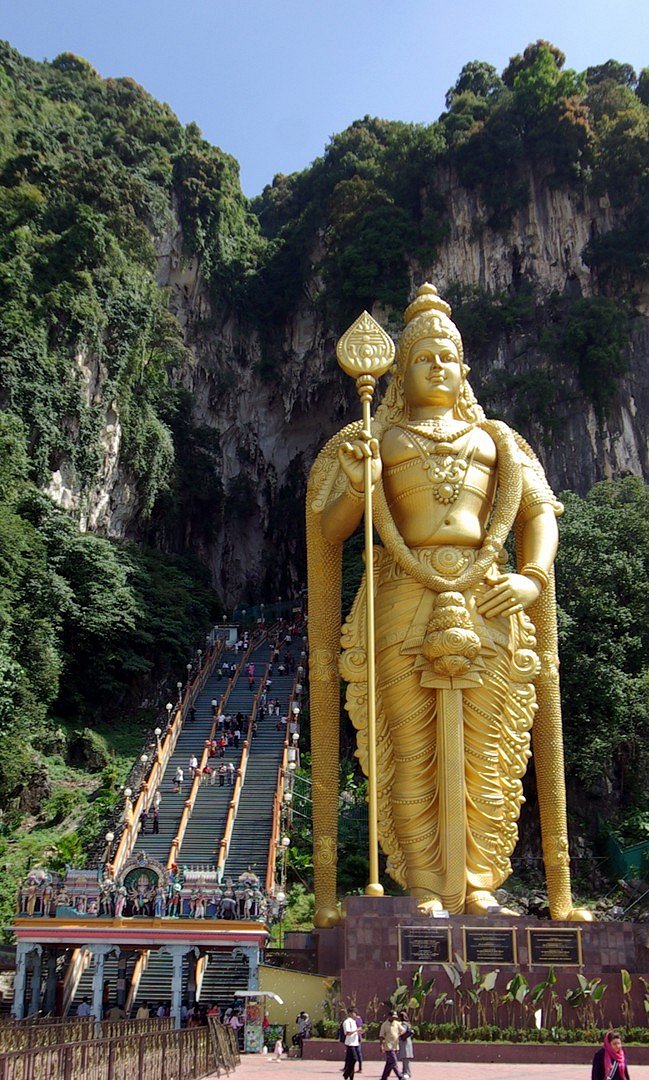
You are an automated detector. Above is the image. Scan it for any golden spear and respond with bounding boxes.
[336,312,395,896]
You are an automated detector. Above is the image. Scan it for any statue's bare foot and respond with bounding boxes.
[567,907,595,922]
[416,896,445,915]
[465,891,501,915]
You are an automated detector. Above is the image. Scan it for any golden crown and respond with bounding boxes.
[398,283,464,368]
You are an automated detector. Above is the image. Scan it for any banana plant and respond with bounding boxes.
[442,955,465,1025]
[620,968,633,1029]
[564,973,607,1029]
[390,965,435,1024]
[530,966,564,1029]
[502,971,530,1028]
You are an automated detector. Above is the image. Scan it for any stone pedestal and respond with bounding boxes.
[315,895,649,1023]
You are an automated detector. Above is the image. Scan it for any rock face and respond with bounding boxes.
[45,176,649,605]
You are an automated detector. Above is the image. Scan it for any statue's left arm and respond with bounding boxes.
[477,485,559,619]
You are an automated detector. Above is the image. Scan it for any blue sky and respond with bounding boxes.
[3,0,647,197]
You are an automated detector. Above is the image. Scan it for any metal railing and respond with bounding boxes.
[0,1016,174,1052]
[265,668,301,894]
[0,1021,239,1080]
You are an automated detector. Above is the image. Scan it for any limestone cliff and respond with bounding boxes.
[137,175,647,604]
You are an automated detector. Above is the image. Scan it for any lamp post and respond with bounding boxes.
[280,836,290,897]
[166,702,173,731]
[275,889,286,948]
[197,649,203,670]
[154,727,162,754]
[283,789,293,830]
[177,680,183,703]
[104,831,115,865]
[186,662,193,685]
[124,787,133,827]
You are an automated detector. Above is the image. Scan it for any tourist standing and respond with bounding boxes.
[378,1011,405,1080]
[397,1012,414,1078]
[591,1031,630,1079]
[342,1007,360,1078]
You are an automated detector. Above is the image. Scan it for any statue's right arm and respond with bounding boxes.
[320,432,382,544]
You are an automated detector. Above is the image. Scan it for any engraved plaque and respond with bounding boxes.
[463,926,516,965]
[398,925,452,964]
[527,927,582,967]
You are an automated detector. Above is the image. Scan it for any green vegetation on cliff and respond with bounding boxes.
[0,410,218,928]
[253,41,648,331]
[0,41,259,512]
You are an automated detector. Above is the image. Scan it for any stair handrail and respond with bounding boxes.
[216,661,268,877]
[125,950,149,1015]
[62,946,91,1016]
[108,637,224,879]
[195,955,208,1002]
[265,669,301,894]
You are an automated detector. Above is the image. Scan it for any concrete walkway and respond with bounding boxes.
[209,1054,649,1080]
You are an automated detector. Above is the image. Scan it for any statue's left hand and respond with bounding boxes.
[476,573,541,619]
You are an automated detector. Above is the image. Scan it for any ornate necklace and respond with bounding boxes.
[374,419,522,595]
[401,419,475,443]
[402,427,473,505]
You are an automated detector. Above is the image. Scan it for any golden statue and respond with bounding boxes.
[307,283,592,927]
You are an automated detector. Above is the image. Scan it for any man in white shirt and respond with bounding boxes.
[342,1008,360,1078]
[76,997,91,1018]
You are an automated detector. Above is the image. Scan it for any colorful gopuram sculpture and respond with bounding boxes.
[307,283,592,927]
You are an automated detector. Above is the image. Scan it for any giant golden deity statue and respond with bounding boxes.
[307,283,591,928]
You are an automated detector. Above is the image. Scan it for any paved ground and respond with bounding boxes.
[209,1054,649,1080]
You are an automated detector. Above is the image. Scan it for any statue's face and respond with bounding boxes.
[403,336,462,408]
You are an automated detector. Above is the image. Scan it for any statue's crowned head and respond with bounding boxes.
[377,282,484,425]
[398,282,465,371]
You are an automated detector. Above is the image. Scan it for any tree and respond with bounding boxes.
[503,40,567,87]
[585,60,637,88]
[556,479,649,816]
[445,61,504,108]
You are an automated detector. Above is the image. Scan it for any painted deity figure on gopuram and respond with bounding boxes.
[307,283,592,927]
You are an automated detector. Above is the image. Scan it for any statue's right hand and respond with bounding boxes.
[338,432,382,493]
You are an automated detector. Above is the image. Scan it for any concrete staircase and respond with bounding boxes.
[68,627,302,1015]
